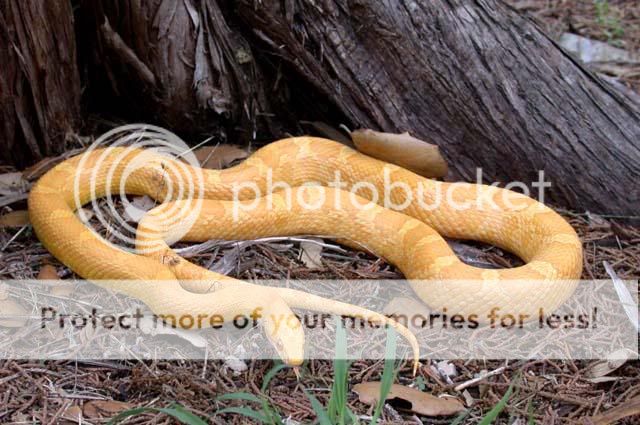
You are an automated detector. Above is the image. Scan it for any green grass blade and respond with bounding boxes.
[261,362,289,393]
[449,410,470,425]
[526,399,535,425]
[328,317,350,424]
[478,379,516,425]
[215,392,264,404]
[260,398,283,425]
[346,408,360,425]
[107,407,151,425]
[216,390,281,424]
[371,326,398,423]
[305,390,334,425]
[155,404,209,425]
[107,403,208,425]
[216,406,271,423]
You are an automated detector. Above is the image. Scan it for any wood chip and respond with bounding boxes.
[351,129,448,178]
[353,382,465,416]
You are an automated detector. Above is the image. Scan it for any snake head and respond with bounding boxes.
[261,301,305,366]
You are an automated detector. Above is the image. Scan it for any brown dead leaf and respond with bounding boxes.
[353,382,465,416]
[300,238,324,270]
[0,299,28,327]
[194,145,249,169]
[83,400,134,419]
[583,349,631,383]
[38,265,77,297]
[0,210,30,228]
[38,265,59,280]
[60,405,83,423]
[588,395,640,425]
[351,129,448,178]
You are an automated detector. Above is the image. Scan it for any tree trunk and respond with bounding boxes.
[79,0,276,142]
[235,0,640,217]
[4,0,638,217]
[0,0,80,167]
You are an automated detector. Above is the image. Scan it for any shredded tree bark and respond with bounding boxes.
[0,0,80,167]
[236,0,640,216]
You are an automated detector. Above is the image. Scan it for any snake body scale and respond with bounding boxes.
[28,137,583,368]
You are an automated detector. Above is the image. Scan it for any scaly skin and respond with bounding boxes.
[28,137,582,369]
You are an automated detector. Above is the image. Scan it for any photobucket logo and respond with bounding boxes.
[73,124,204,254]
[230,166,552,219]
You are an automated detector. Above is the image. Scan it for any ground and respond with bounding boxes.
[1,1,639,424]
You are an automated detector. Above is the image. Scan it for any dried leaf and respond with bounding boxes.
[587,212,611,230]
[60,405,83,423]
[300,238,324,270]
[0,172,27,195]
[354,382,465,416]
[0,299,28,327]
[224,356,248,373]
[603,262,639,332]
[559,33,638,64]
[123,195,156,222]
[351,129,448,178]
[194,145,248,169]
[38,265,59,280]
[138,316,207,348]
[584,349,632,380]
[0,210,30,228]
[588,395,640,425]
[83,400,134,418]
[436,361,457,379]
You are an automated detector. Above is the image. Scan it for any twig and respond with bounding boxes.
[454,366,507,391]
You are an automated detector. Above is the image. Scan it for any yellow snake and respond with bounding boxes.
[28,136,583,369]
